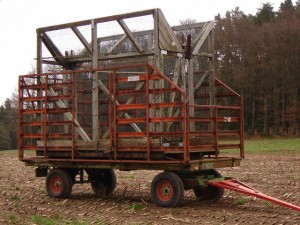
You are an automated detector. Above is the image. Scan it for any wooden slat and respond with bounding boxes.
[71,26,92,53]
[117,19,143,53]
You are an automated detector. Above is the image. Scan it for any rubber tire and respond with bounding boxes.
[86,169,116,197]
[193,169,224,202]
[151,172,184,208]
[46,168,73,198]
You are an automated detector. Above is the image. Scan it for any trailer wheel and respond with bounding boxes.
[151,172,184,208]
[46,168,73,198]
[87,169,116,197]
[193,169,224,202]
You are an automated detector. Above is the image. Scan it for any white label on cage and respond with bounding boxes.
[161,50,167,55]
[224,117,232,122]
[127,76,140,82]
[177,53,183,58]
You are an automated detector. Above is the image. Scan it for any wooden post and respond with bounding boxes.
[208,29,216,106]
[92,20,99,141]
[188,59,195,131]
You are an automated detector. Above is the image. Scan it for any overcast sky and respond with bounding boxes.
[0,0,287,105]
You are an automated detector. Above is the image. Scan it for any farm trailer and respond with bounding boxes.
[18,9,300,210]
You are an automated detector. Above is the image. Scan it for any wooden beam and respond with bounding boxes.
[71,26,92,54]
[107,34,127,54]
[194,71,209,91]
[41,32,67,67]
[92,20,99,140]
[37,9,156,32]
[117,19,143,53]
[192,21,214,55]
[157,9,183,53]
[100,80,144,138]
[39,77,91,142]
[65,51,154,63]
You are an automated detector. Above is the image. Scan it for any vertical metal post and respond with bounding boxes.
[214,107,219,157]
[183,93,189,163]
[91,20,99,141]
[146,65,150,161]
[240,98,245,158]
[18,77,23,159]
[72,72,76,160]
[43,75,48,158]
[109,71,113,153]
[113,69,117,160]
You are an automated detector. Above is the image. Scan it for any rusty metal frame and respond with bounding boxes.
[19,63,243,166]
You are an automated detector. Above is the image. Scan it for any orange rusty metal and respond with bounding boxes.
[209,179,300,212]
[18,63,244,164]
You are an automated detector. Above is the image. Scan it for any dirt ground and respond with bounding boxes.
[0,150,300,225]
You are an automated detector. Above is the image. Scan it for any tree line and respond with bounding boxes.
[1,0,300,150]
[215,0,300,136]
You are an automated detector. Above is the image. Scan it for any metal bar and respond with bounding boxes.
[113,70,117,160]
[72,72,76,160]
[215,108,219,157]
[240,97,245,158]
[209,179,300,212]
[146,65,150,161]
[109,71,113,153]
[43,75,48,158]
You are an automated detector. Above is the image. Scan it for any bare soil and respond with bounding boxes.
[1,151,300,224]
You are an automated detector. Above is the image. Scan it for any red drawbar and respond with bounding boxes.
[208,179,300,212]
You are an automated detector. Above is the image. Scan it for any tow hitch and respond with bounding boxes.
[208,178,300,212]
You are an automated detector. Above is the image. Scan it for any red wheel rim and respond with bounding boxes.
[50,175,63,194]
[156,180,174,202]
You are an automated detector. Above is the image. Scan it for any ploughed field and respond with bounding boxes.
[1,139,300,224]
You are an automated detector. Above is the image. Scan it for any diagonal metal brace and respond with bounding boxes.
[208,178,300,212]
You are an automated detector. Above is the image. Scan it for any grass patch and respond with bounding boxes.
[0,150,17,155]
[233,197,247,205]
[120,175,135,179]
[245,138,300,153]
[9,215,18,224]
[129,203,143,211]
[31,215,90,225]
[10,193,20,201]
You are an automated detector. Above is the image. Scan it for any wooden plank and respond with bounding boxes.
[39,76,91,142]
[71,26,92,54]
[92,20,99,140]
[107,34,127,54]
[192,21,214,55]
[37,9,156,32]
[41,32,66,67]
[117,19,143,53]
[194,71,209,91]
[66,51,154,63]
[157,9,183,52]
[99,80,144,138]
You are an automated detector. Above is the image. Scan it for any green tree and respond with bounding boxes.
[279,0,295,17]
[253,3,275,24]
[0,92,18,150]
